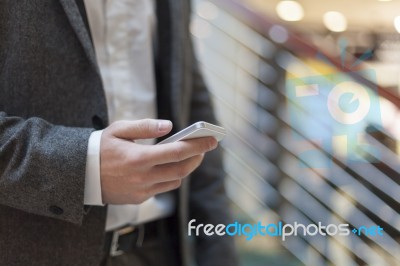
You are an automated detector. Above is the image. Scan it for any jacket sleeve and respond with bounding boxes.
[0,112,93,225]
[188,41,239,266]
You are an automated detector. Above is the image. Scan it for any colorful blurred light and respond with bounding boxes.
[276,0,304,22]
[323,11,348,32]
[269,25,289,43]
[394,16,400,33]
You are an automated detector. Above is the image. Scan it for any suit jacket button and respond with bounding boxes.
[92,115,105,130]
[49,205,64,215]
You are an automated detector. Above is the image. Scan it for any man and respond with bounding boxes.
[0,0,237,265]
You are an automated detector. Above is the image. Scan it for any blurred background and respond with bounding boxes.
[190,0,400,265]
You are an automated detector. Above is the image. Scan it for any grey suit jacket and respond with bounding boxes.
[0,0,237,265]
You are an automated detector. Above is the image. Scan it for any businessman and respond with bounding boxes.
[0,0,237,265]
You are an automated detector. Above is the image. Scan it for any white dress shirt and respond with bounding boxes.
[82,0,174,231]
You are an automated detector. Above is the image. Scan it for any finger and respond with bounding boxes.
[147,154,204,184]
[147,179,183,196]
[143,137,217,165]
[110,119,172,140]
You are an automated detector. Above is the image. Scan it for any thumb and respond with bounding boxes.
[109,119,172,140]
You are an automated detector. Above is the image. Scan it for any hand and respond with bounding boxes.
[99,119,218,204]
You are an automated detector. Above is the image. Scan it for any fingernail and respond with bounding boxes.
[158,120,172,132]
[210,138,218,150]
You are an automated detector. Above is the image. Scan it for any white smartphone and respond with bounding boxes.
[158,121,226,144]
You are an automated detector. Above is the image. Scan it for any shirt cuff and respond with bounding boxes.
[84,130,104,206]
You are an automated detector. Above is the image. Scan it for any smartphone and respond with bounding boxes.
[158,121,226,144]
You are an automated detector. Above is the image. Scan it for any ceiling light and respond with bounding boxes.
[394,16,400,33]
[323,11,348,32]
[276,0,304,22]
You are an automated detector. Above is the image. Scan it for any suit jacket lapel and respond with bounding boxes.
[59,0,99,75]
